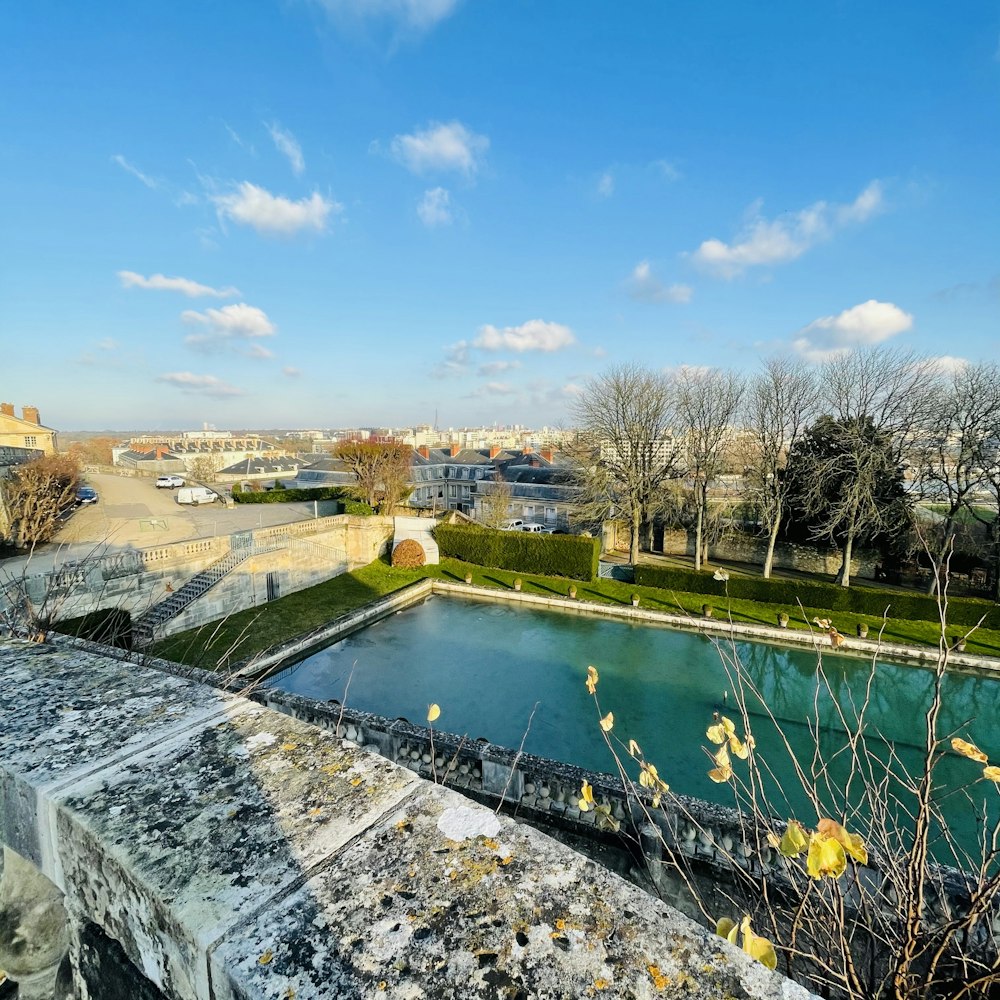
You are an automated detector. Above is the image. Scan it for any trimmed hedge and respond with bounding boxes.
[632,564,1000,628]
[435,524,600,581]
[231,486,373,515]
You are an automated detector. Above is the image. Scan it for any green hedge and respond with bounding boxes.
[632,565,1000,628]
[435,524,600,581]
[230,486,372,515]
[53,607,132,649]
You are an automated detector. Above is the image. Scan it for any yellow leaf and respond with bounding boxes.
[952,737,988,763]
[984,765,1000,782]
[628,739,641,758]
[729,735,750,760]
[715,916,737,941]
[740,917,777,970]
[258,949,274,965]
[578,780,595,811]
[817,818,868,865]
[586,665,599,695]
[599,712,614,732]
[708,765,733,783]
[713,744,731,769]
[427,703,441,723]
[778,821,808,858]
[806,833,846,879]
[706,715,736,745]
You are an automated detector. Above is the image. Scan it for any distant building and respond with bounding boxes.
[215,457,301,486]
[114,432,281,475]
[0,403,58,455]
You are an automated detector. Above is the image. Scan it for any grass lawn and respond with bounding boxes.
[151,557,1000,670]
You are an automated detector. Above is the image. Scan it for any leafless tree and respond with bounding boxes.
[335,440,413,514]
[912,362,1000,593]
[0,454,80,550]
[805,349,936,587]
[188,455,221,483]
[476,472,514,529]
[676,367,745,570]
[571,364,682,563]
[742,359,817,578]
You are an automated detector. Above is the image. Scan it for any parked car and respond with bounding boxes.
[175,486,218,505]
[156,475,185,489]
[75,486,99,505]
[500,519,524,531]
[520,523,546,533]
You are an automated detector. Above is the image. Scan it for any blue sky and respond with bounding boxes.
[3,1,998,431]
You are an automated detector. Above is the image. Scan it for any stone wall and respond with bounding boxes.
[0,636,811,1000]
[660,528,879,578]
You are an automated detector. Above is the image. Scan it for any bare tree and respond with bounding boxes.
[1,454,80,549]
[912,362,1000,593]
[742,359,817,578]
[476,472,514,529]
[188,455,221,483]
[335,440,413,514]
[676,367,745,571]
[571,364,682,563]
[792,349,936,587]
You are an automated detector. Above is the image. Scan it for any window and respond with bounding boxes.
[450,485,458,497]
[522,505,535,518]
[24,435,37,448]
[545,506,557,523]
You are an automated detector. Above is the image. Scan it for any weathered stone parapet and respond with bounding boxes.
[0,637,813,999]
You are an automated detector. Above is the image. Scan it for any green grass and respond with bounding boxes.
[151,557,1000,670]
[921,503,997,525]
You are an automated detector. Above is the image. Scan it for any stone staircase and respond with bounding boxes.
[132,535,286,648]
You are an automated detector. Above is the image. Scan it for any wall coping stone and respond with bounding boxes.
[0,637,814,1000]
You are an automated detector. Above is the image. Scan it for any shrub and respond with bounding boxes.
[392,538,426,568]
[231,486,373,515]
[434,524,600,581]
[231,483,243,495]
[53,607,132,649]
[632,564,1000,627]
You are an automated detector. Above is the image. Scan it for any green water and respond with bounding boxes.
[267,595,1000,855]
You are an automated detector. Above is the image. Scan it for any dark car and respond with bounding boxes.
[75,486,99,505]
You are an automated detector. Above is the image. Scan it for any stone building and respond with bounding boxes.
[0,402,58,454]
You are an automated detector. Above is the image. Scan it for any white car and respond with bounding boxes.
[500,519,524,531]
[156,475,185,489]
[520,523,546,533]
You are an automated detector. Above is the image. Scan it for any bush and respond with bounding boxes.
[435,524,600,581]
[231,483,243,495]
[53,607,132,649]
[231,486,372,515]
[632,564,1000,627]
[392,538,426,568]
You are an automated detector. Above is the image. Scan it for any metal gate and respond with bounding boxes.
[598,561,634,583]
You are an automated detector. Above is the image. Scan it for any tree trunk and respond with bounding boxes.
[836,530,855,588]
[925,508,958,596]
[630,506,640,565]
[694,483,704,572]
[763,514,781,579]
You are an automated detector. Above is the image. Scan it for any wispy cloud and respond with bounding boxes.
[417,186,453,227]
[389,120,488,177]
[112,154,158,189]
[156,372,244,397]
[477,360,522,376]
[692,181,885,278]
[792,299,913,363]
[225,124,256,156]
[213,182,339,236]
[653,159,681,182]
[311,0,461,33]
[118,270,239,298]
[596,172,614,198]
[283,366,302,377]
[182,304,276,351]
[266,121,305,176]
[627,261,692,304]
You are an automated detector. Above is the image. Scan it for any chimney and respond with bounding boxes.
[522,446,533,455]
[155,446,167,460]
[418,445,430,459]
[449,444,460,458]
[489,446,501,460]
[0,403,13,417]
[541,449,553,463]
[22,405,40,425]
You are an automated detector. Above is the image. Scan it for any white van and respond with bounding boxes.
[520,522,546,533]
[500,519,524,531]
[175,487,218,505]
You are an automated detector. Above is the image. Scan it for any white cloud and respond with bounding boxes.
[112,154,158,189]
[597,172,614,198]
[213,182,339,236]
[927,355,969,376]
[225,124,256,155]
[312,0,460,31]
[792,299,913,363]
[417,187,453,227]
[692,180,885,278]
[483,381,515,395]
[182,303,276,342]
[97,338,119,351]
[118,270,239,298]
[267,122,305,176]
[653,159,681,182]
[283,366,302,377]
[245,343,275,360]
[477,360,522,376]
[627,261,693,304]
[390,121,488,177]
[156,372,243,397]
[474,319,576,353]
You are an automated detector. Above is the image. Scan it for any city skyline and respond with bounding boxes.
[4,1,999,430]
